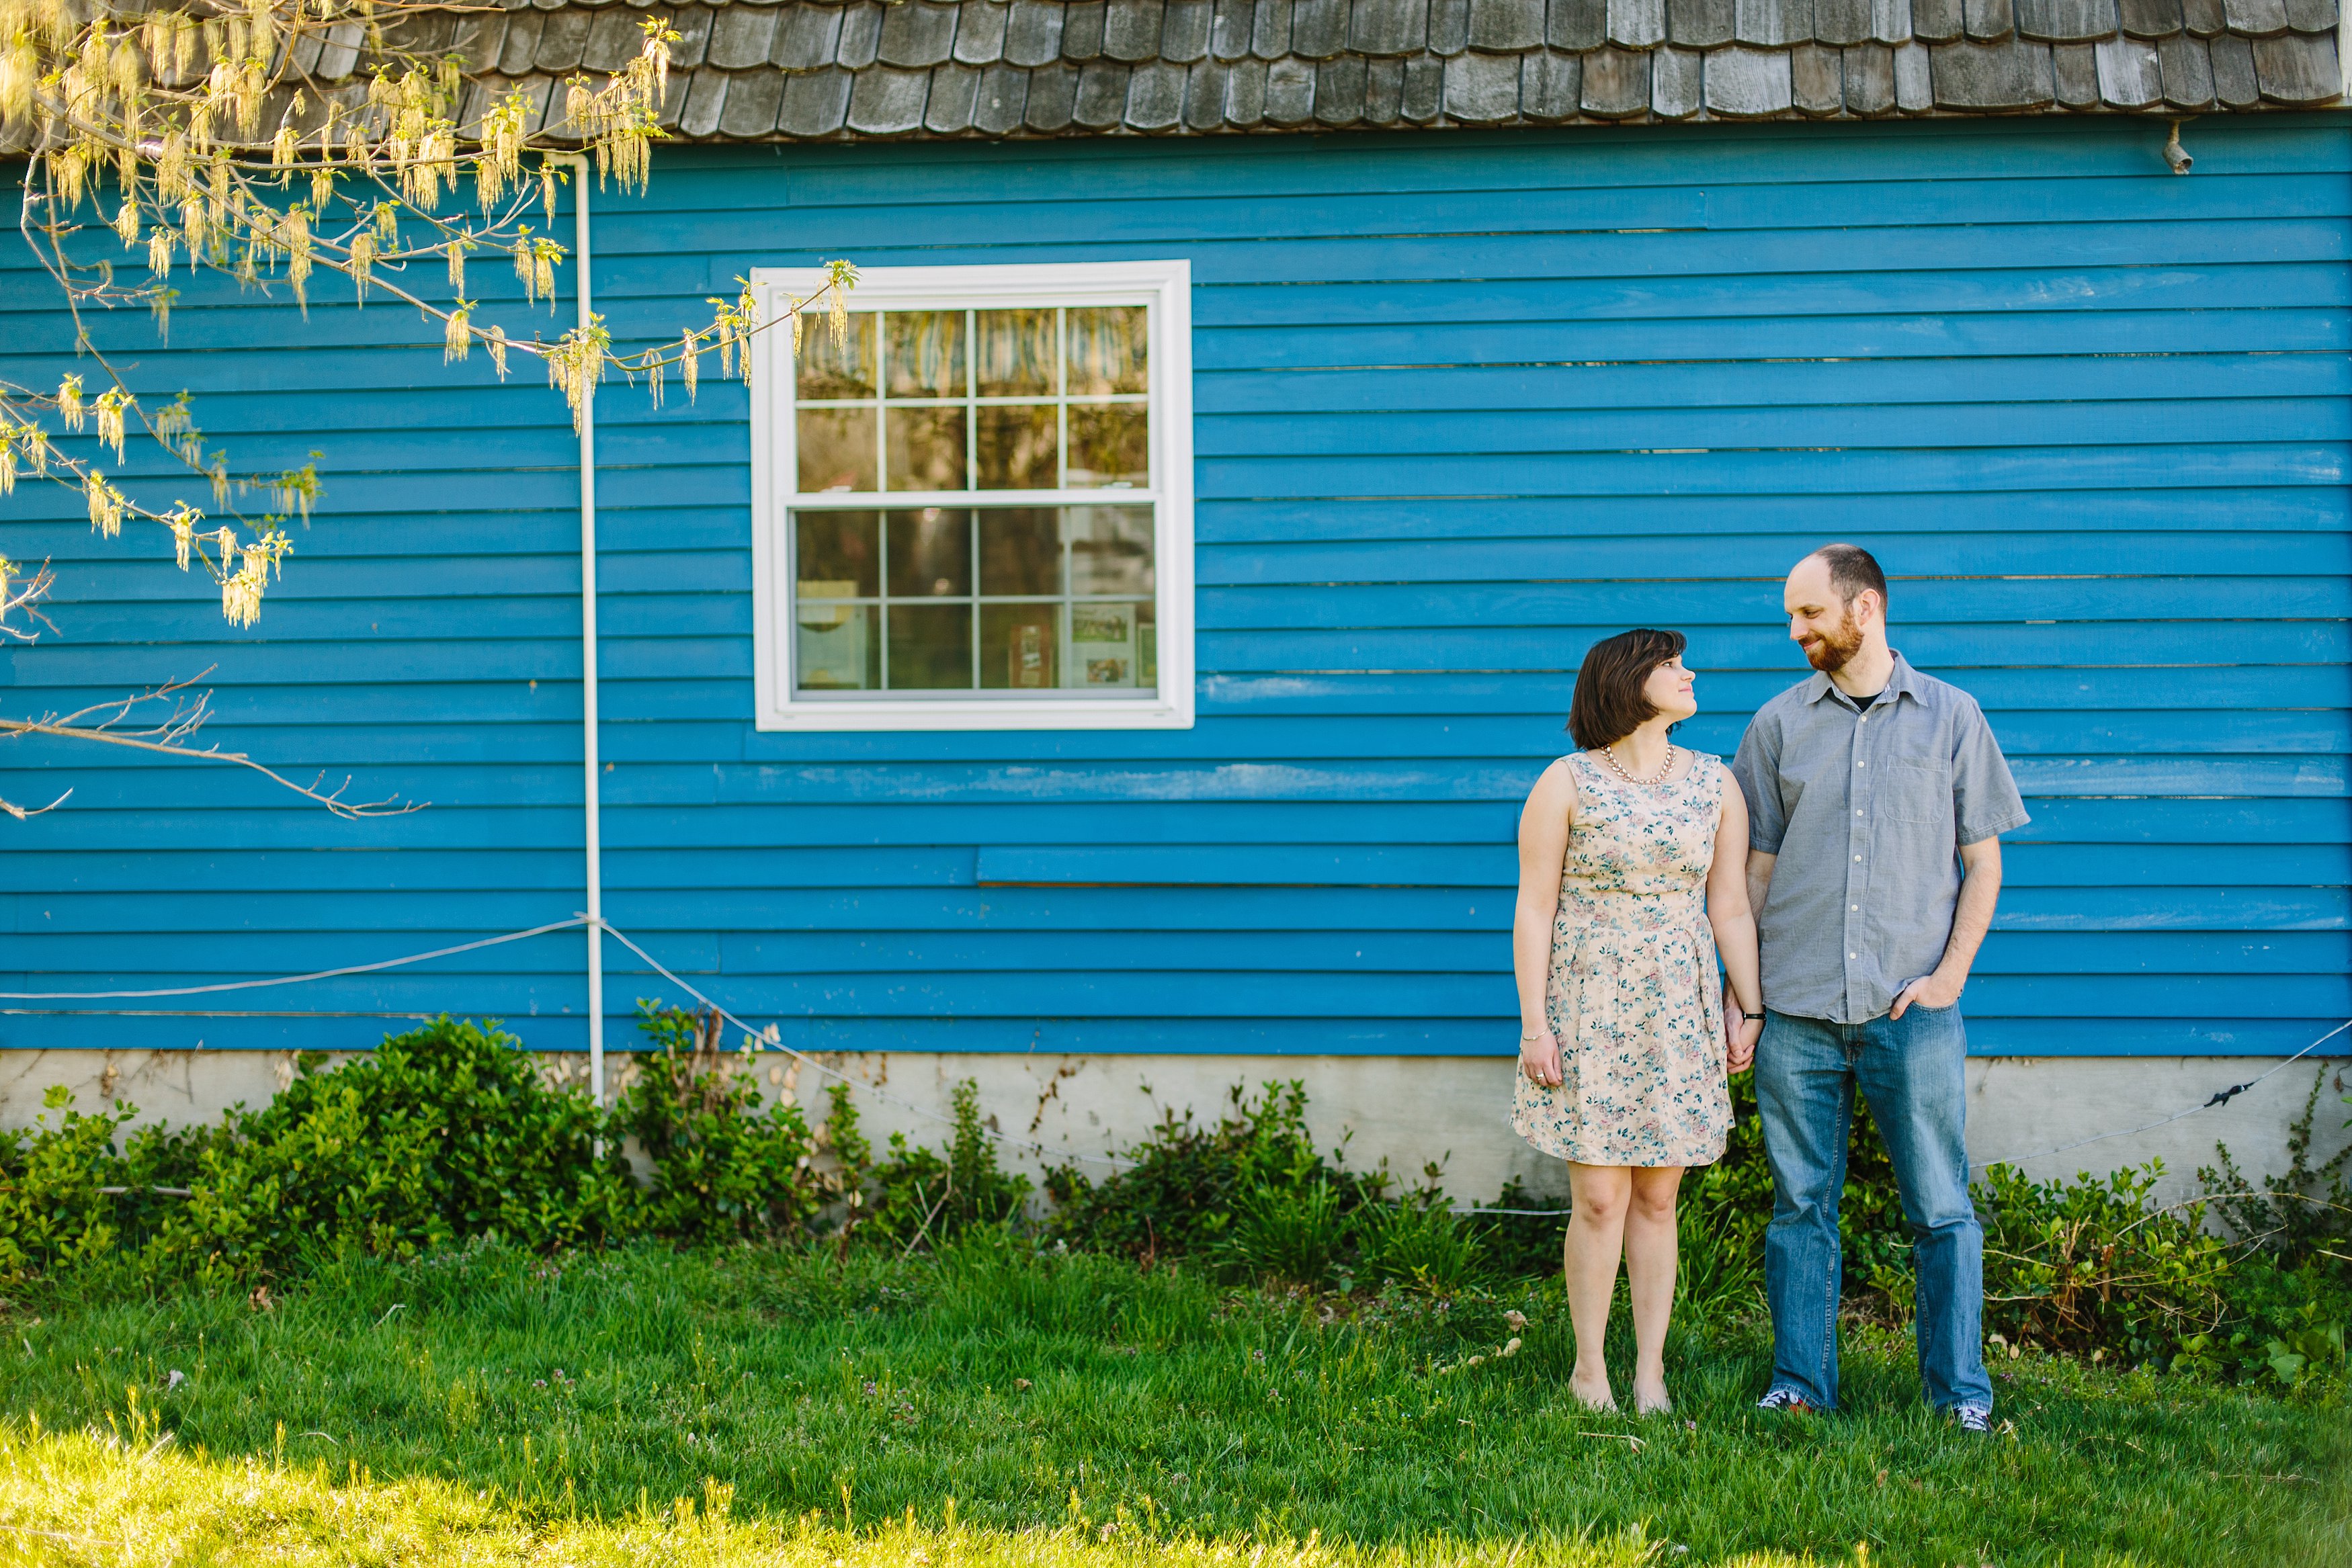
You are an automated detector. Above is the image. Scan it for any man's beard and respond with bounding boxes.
[1800,610,1863,673]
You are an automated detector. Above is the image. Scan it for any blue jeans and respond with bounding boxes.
[1755,1004,1991,1413]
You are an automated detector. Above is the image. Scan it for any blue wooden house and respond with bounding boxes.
[2,0,2346,1192]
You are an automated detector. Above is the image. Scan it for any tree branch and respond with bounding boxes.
[1,672,421,820]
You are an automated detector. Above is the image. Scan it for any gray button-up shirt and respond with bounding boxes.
[1730,653,2029,1025]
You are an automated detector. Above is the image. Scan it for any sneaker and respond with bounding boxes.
[1756,1387,1816,1415]
[1951,1403,1994,1434]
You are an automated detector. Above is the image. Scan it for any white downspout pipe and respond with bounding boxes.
[553,153,604,1107]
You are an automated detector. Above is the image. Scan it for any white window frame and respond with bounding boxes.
[749,259,1194,732]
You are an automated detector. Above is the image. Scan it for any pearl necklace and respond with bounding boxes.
[1599,741,1677,787]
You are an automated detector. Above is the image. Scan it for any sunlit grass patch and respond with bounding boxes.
[0,1418,1783,1568]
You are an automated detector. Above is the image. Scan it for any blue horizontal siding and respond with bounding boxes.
[0,114,2345,1059]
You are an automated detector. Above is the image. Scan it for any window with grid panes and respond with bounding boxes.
[751,263,1193,730]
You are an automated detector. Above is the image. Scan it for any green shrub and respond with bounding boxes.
[7,1027,2345,1394]
[1970,1159,2231,1364]
[1359,1195,1491,1294]
[1045,1081,1386,1260]
[0,1010,848,1287]
[1220,1178,1350,1289]
[2203,1068,2352,1270]
[859,1081,1029,1250]
[1685,1070,1910,1309]
[615,1001,825,1241]
[0,1091,221,1280]
[164,1018,626,1280]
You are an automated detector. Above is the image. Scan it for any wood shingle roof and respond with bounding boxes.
[433,0,2345,138]
[7,0,2332,154]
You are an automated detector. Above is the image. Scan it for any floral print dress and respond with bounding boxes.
[1509,750,1733,1168]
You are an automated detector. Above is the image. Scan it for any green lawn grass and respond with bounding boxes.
[1,1239,2343,1567]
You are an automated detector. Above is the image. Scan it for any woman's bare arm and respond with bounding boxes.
[1513,759,1578,1086]
[1707,774,1764,1072]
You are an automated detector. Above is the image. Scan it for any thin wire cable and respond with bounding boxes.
[1964,1017,2351,1172]
[591,916,1130,1171]
[0,918,591,1000]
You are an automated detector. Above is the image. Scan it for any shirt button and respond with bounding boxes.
[1851,904,1858,911]
[1853,855,1862,861]
[1850,953,1858,959]
[1857,760,1867,768]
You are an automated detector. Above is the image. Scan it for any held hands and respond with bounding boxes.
[1890,969,1964,1020]
[1725,1010,1761,1074]
[1722,1010,1759,1072]
[1519,1029,1563,1088]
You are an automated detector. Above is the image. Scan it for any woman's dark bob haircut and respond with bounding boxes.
[1568,627,1688,751]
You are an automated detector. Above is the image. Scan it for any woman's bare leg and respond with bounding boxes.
[1624,1164,1686,1413]
[1562,1162,1632,1411]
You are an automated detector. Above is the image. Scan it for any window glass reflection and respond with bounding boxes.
[886,407,966,492]
[886,603,974,689]
[976,309,1055,397]
[980,509,1062,597]
[798,314,876,400]
[1066,404,1148,488]
[1066,507,1153,596]
[976,405,1057,490]
[796,511,881,597]
[796,603,878,690]
[792,506,1152,698]
[1066,306,1148,395]
[981,603,1058,690]
[886,509,972,599]
[798,408,876,493]
[886,311,966,398]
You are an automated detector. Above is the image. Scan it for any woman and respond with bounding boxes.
[1511,627,1764,1415]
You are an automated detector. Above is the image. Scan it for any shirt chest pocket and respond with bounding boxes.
[1876,756,1951,826]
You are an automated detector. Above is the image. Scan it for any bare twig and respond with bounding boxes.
[1,671,419,818]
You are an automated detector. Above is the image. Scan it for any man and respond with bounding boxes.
[1730,543,2028,1433]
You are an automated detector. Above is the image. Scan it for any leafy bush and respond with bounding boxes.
[170,1018,627,1280]
[2185,1068,2352,1387]
[1971,1160,2231,1362]
[1685,1070,1910,1309]
[2203,1068,2352,1270]
[1476,1178,1571,1281]
[615,1002,824,1241]
[0,1010,845,1287]
[1220,1179,1351,1288]
[9,1025,2347,1393]
[1045,1081,1387,1262]
[0,1092,222,1280]
[1358,1194,1491,1294]
[858,1081,1030,1250]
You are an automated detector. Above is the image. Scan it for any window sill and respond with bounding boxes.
[755,697,1193,732]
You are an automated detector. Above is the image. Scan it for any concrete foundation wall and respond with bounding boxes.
[3,1049,2342,1207]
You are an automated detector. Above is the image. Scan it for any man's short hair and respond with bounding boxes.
[1810,543,1888,611]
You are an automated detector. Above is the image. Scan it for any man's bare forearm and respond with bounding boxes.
[1935,838,2002,986]
[1745,850,1776,921]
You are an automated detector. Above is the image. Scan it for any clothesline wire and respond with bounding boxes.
[3,918,2341,1194]
[1960,1016,2351,1173]
[0,917,594,1000]
[585,916,1130,1171]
